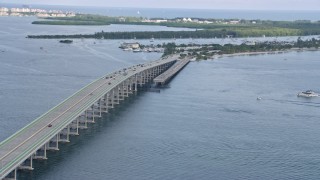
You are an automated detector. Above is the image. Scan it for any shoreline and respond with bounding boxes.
[184,48,320,61]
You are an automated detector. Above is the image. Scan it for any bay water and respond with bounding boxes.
[0,16,320,180]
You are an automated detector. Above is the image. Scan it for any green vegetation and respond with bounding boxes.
[25,29,306,39]
[33,14,141,26]
[31,14,320,37]
[160,38,320,60]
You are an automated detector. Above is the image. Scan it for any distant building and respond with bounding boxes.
[203,20,213,24]
[229,20,240,24]
[143,19,168,23]
[120,42,140,49]
[192,19,199,23]
[56,13,67,17]
[244,41,256,46]
[37,13,50,17]
[118,17,126,22]
[0,7,9,12]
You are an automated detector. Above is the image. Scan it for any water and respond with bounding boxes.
[1,3,320,21]
[1,17,320,180]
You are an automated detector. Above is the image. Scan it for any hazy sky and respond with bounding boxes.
[2,0,320,10]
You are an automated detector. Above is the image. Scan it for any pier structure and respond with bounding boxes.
[0,55,190,180]
[153,58,190,85]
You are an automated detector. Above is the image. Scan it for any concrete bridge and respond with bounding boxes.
[154,58,190,85]
[0,56,190,180]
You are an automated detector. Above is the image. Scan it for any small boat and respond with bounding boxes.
[297,90,319,97]
[59,39,73,44]
[123,48,133,51]
[133,49,142,52]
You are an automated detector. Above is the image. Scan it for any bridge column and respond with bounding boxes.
[108,92,114,109]
[123,80,129,97]
[86,108,95,124]
[141,72,145,85]
[134,74,138,91]
[34,145,47,160]
[120,82,125,98]
[151,68,155,78]
[78,113,88,129]
[101,94,109,113]
[94,102,102,118]
[127,78,133,95]
[19,156,34,170]
[149,69,152,80]
[98,99,102,117]
[3,169,17,180]
[47,134,59,151]
[59,126,70,143]
[144,71,148,83]
[145,70,150,83]
[69,118,79,135]
[118,85,124,101]
[152,67,156,78]
[113,88,120,104]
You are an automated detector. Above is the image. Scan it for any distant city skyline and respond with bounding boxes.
[1,0,320,10]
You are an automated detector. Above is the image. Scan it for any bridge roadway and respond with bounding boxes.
[154,58,190,85]
[0,55,185,180]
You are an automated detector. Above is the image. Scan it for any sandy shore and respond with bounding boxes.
[210,48,320,60]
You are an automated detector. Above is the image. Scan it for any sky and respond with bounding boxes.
[1,0,320,10]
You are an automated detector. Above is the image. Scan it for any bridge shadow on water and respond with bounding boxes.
[17,88,156,180]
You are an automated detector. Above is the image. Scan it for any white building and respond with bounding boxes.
[0,7,9,12]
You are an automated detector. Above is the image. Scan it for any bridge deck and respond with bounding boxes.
[0,55,178,179]
[154,58,190,85]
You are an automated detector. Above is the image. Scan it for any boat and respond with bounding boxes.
[297,90,319,97]
[123,48,133,51]
[133,49,142,52]
[59,39,73,44]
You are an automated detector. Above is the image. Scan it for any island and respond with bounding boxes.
[160,37,320,60]
[28,13,320,37]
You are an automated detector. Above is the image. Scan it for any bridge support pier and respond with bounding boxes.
[59,126,70,143]
[113,89,120,105]
[3,169,17,180]
[69,119,79,135]
[78,114,88,129]
[33,145,47,160]
[101,94,109,112]
[108,92,114,109]
[19,156,34,171]
[118,86,125,101]
[47,134,59,151]
[134,75,138,91]
[98,99,102,116]
[85,109,95,124]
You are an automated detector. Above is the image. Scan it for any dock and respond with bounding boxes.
[153,58,190,85]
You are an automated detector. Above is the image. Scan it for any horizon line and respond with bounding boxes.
[1,2,320,11]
